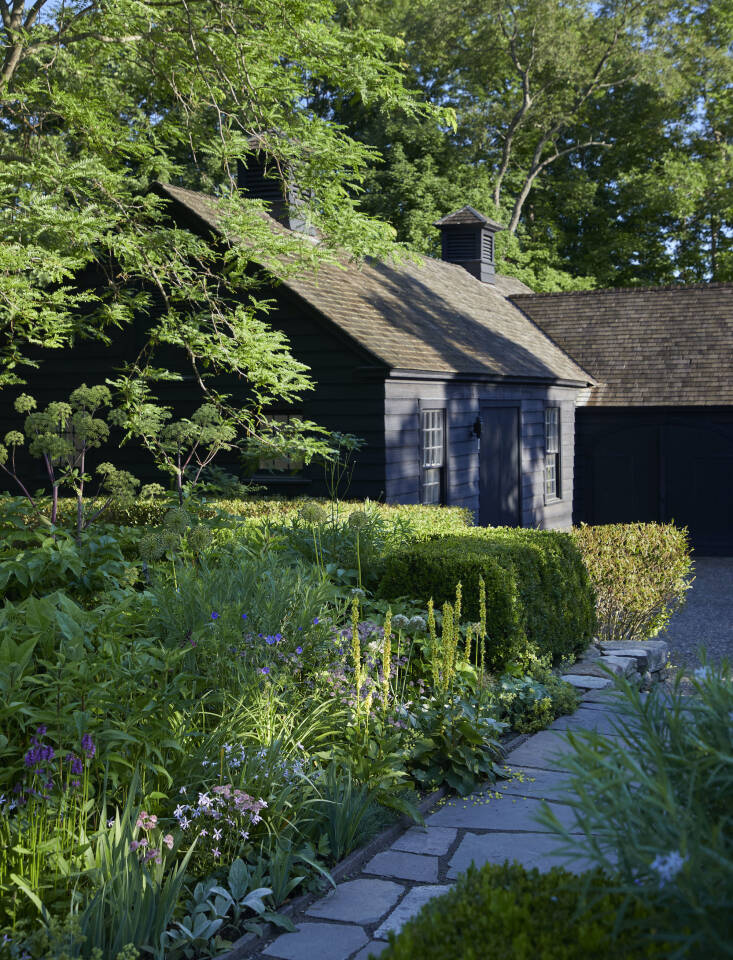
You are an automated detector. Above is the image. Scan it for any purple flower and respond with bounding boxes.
[81,733,95,758]
[242,613,248,620]
[36,725,47,737]
[265,635,276,645]
[260,667,270,675]
[296,646,303,655]
[66,753,83,775]
[71,779,80,789]
[313,617,319,625]
[211,612,219,620]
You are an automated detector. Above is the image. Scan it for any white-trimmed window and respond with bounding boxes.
[545,406,560,500]
[421,408,445,504]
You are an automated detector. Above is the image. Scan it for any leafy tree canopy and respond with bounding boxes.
[0,0,440,437]
[323,0,732,289]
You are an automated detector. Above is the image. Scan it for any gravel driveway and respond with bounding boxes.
[662,557,733,667]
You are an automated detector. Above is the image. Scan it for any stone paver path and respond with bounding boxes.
[254,688,628,960]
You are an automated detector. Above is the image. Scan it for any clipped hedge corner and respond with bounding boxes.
[377,527,595,671]
[379,862,669,960]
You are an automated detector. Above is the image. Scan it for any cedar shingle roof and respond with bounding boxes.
[157,183,592,385]
[511,284,733,406]
[434,206,505,230]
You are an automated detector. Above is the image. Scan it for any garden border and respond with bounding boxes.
[215,733,528,960]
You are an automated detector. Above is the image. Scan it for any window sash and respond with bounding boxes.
[545,406,559,454]
[421,409,445,468]
[544,406,560,500]
[421,409,445,503]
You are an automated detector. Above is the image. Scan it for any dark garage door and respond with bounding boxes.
[575,410,733,555]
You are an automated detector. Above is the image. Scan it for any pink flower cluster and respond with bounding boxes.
[129,809,173,866]
[174,783,268,864]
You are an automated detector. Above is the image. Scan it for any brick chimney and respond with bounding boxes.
[434,206,504,283]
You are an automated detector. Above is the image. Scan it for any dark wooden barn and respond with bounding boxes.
[512,285,733,554]
[155,185,593,530]
[1,179,595,534]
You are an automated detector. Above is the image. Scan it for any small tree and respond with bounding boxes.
[0,385,139,538]
[110,382,238,506]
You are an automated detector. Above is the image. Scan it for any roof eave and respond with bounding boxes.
[387,368,593,388]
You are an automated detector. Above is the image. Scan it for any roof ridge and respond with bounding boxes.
[511,280,733,299]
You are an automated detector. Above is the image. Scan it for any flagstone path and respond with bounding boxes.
[252,688,629,960]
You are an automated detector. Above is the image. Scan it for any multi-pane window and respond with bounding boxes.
[545,406,560,500]
[421,409,445,504]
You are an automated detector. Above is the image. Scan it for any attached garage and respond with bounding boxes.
[511,284,733,555]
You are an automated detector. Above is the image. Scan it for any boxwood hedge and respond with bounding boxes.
[378,862,669,960]
[377,527,595,670]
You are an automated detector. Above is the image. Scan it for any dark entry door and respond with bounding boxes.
[479,406,520,526]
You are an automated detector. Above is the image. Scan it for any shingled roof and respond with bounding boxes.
[511,285,733,406]
[157,183,592,386]
[433,205,505,231]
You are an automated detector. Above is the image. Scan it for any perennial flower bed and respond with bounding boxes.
[0,496,584,959]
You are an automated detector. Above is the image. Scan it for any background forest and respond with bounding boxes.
[324,0,733,290]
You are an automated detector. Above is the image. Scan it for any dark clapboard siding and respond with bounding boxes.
[257,288,386,500]
[384,379,577,530]
[0,282,386,499]
[574,406,733,554]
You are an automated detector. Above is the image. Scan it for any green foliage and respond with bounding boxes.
[378,528,596,670]
[162,860,289,959]
[0,387,138,535]
[493,662,580,734]
[0,497,585,957]
[572,522,693,644]
[404,694,506,795]
[310,763,377,863]
[537,664,733,957]
[76,798,193,960]
[328,0,732,286]
[380,861,670,959]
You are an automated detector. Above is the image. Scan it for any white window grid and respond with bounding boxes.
[421,409,444,504]
[545,406,560,500]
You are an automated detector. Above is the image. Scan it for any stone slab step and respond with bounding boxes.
[598,640,668,672]
[561,674,613,690]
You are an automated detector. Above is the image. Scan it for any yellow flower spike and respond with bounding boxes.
[382,609,392,712]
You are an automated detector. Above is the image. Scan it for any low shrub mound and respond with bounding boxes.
[377,528,595,670]
[379,862,669,960]
[572,522,693,644]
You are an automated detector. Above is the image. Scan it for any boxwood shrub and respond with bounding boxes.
[377,528,595,670]
[5,495,473,541]
[379,862,669,960]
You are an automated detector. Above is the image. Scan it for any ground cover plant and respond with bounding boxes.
[0,491,586,958]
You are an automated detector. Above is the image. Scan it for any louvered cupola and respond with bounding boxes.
[434,206,504,283]
[237,132,316,236]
